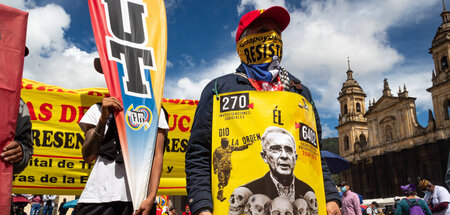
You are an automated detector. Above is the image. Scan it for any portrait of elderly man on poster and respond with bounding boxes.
[242,126,314,202]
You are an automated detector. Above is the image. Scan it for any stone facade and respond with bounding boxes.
[336,2,450,198]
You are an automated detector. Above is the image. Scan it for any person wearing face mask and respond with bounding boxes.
[340,183,362,215]
[366,202,380,215]
[418,179,450,215]
[185,5,341,215]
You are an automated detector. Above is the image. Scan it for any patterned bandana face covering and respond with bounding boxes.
[237,30,284,91]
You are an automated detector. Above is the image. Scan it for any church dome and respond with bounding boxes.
[339,69,365,97]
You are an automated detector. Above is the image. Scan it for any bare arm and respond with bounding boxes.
[81,121,106,163]
[81,97,123,163]
[134,128,167,215]
[147,129,166,201]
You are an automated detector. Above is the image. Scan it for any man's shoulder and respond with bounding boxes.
[242,172,272,191]
[435,185,450,197]
[206,73,239,86]
[244,172,270,186]
[348,191,359,198]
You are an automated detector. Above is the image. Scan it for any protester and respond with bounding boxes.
[418,179,450,215]
[366,202,380,215]
[59,198,68,215]
[1,98,33,174]
[72,205,79,215]
[185,6,341,215]
[76,60,170,215]
[395,184,431,215]
[341,182,362,215]
[391,196,401,214]
[169,207,176,215]
[181,205,191,215]
[42,195,56,215]
[30,195,42,215]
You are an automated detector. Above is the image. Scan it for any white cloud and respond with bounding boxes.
[280,0,439,116]
[322,123,338,138]
[1,1,105,89]
[164,54,240,99]
[166,0,438,119]
[166,60,174,68]
[164,77,211,100]
[237,0,286,15]
[2,0,441,124]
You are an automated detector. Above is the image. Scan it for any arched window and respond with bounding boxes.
[344,136,349,151]
[344,104,348,114]
[356,103,361,112]
[441,56,448,70]
[359,134,367,146]
[385,125,393,142]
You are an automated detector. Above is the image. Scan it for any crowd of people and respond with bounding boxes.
[339,179,450,215]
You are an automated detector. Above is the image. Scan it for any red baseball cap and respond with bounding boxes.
[236,6,290,43]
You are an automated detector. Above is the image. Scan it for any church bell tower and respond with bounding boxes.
[336,59,368,160]
[427,0,450,130]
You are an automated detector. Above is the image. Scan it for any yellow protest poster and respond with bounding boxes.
[159,98,198,195]
[14,79,107,195]
[13,79,195,195]
[211,91,325,215]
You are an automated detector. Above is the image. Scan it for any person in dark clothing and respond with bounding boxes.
[1,98,33,174]
[59,198,68,215]
[185,6,340,215]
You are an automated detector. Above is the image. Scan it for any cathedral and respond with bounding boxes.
[336,2,450,198]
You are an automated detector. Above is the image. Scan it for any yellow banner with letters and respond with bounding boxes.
[211,91,325,215]
[13,79,193,195]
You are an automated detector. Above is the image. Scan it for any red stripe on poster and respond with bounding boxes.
[33,154,83,160]
[14,185,84,190]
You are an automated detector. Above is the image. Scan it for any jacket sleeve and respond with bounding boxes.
[394,202,403,215]
[13,99,33,174]
[185,80,216,214]
[302,86,341,205]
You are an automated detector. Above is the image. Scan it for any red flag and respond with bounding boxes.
[0,4,28,213]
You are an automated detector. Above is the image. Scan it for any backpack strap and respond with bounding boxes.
[406,198,419,207]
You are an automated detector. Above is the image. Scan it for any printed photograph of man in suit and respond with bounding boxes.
[242,126,314,202]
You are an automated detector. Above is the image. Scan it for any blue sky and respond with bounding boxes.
[1,0,445,137]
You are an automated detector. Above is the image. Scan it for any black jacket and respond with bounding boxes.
[243,172,314,200]
[185,65,341,213]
